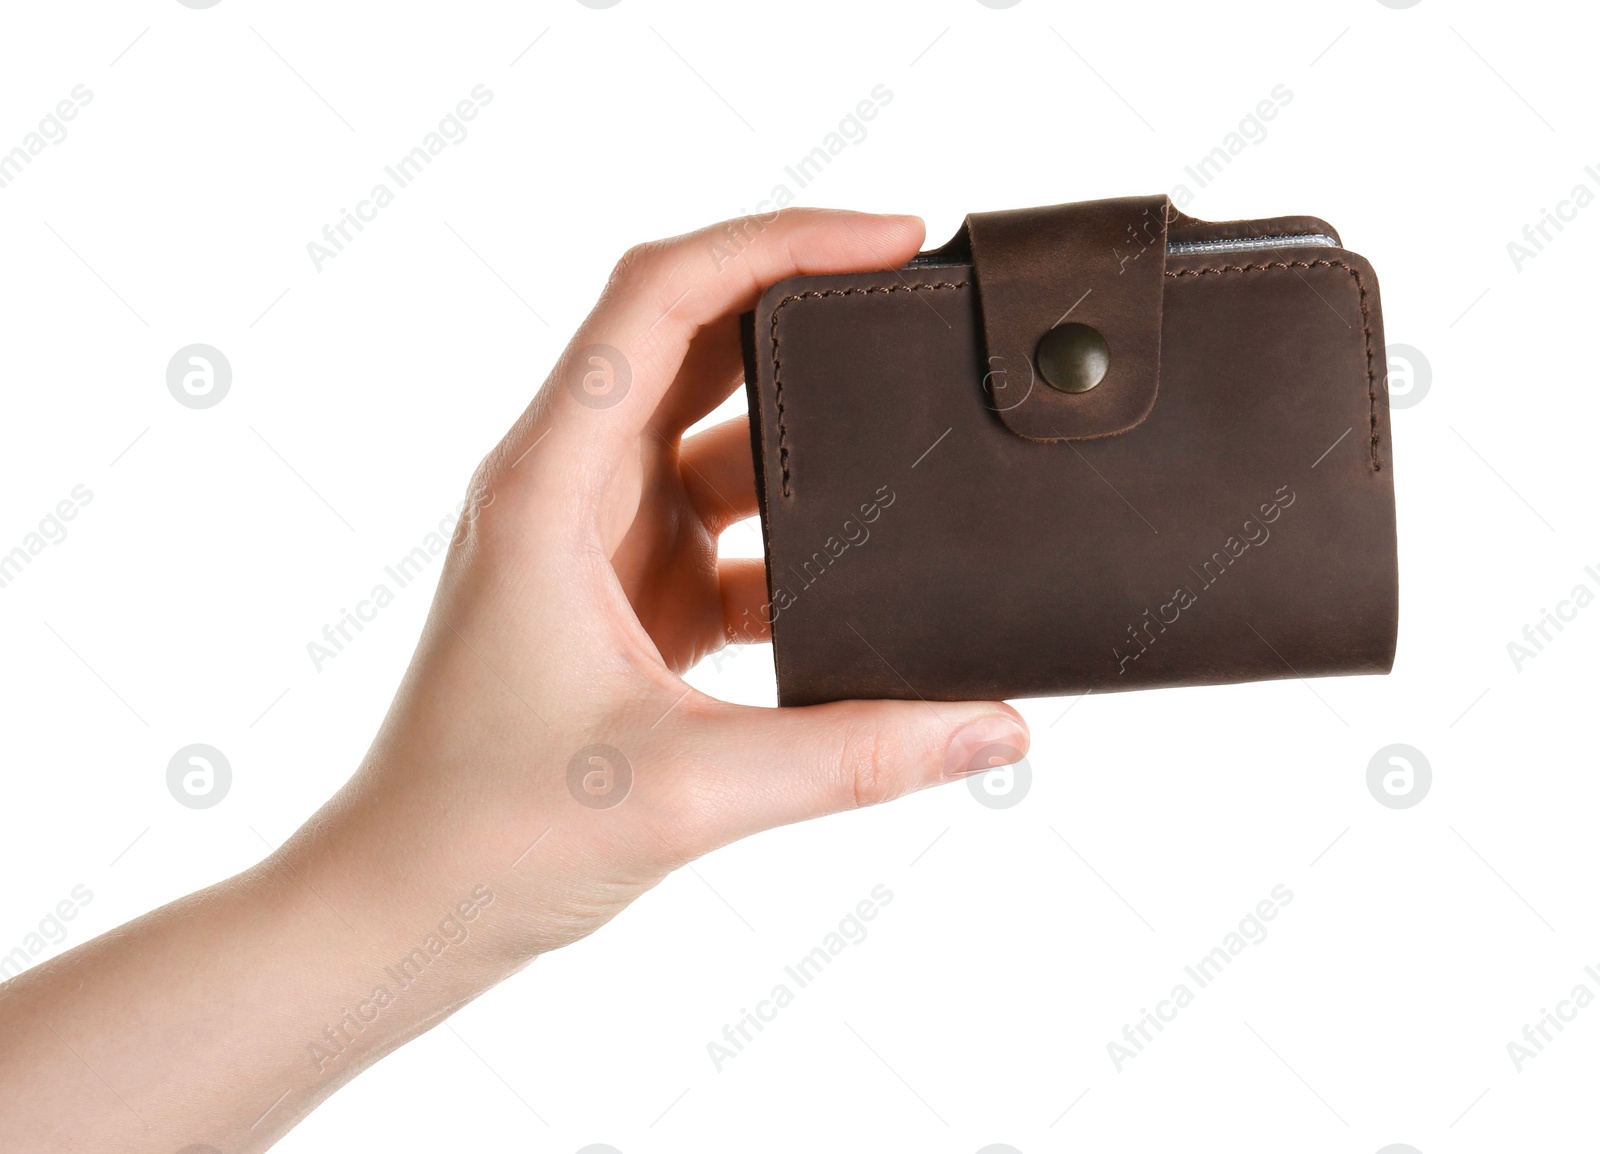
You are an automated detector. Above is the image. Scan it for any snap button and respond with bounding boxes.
[1035,323,1110,394]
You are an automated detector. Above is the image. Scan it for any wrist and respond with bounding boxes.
[265,803,528,1073]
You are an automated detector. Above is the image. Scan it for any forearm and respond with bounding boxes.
[0,812,518,1152]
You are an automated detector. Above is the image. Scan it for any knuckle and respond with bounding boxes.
[466,452,499,501]
[446,469,495,552]
[606,237,698,325]
[838,724,904,810]
[609,239,671,289]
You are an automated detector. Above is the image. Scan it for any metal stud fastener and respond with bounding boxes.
[1035,323,1110,394]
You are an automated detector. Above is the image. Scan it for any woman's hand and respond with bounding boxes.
[327,207,1031,964]
[0,208,1028,1152]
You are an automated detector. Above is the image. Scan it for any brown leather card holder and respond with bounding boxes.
[740,195,1398,706]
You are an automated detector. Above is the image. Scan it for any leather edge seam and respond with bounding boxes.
[1163,258,1380,472]
[768,281,971,498]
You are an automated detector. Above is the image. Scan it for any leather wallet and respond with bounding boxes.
[740,195,1398,706]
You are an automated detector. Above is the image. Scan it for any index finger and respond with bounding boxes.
[533,209,925,466]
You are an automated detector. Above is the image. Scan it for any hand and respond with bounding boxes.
[320,207,1032,964]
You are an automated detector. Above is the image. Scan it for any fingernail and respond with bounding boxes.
[944,714,1028,777]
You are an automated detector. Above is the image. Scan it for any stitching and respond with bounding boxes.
[1164,258,1380,472]
[767,260,1381,495]
[769,281,969,497]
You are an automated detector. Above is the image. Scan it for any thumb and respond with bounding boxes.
[698,699,1030,842]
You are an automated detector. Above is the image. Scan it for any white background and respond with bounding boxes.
[1,1,1596,1151]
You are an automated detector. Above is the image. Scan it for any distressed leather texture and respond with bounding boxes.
[741,195,1398,706]
[967,194,1169,441]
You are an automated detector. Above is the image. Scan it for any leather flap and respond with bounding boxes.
[966,194,1169,441]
